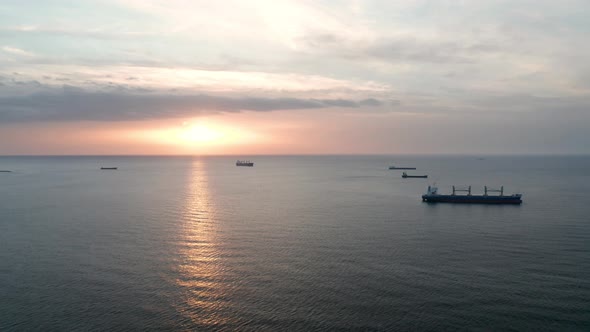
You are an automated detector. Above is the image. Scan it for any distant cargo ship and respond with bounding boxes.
[402,172,427,178]
[100,167,118,170]
[422,185,522,204]
[389,165,416,170]
[236,160,254,167]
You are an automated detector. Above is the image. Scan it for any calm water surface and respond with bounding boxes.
[1,155,589,331]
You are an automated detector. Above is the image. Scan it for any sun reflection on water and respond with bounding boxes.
[175,159,230,328]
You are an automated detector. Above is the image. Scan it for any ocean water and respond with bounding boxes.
[0,155,589,331]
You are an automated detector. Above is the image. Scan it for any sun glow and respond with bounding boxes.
[179,124,223,143]
[130,119,263,153]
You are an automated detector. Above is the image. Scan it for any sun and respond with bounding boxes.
[179,124,223,143]
[131,119,263,153]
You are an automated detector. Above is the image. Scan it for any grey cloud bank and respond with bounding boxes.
[0,87,383,122]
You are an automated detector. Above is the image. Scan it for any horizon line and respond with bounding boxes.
[1,152,589,157]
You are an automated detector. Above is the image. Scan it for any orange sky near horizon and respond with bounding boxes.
[0,109,431,155]
[1,102,586,156]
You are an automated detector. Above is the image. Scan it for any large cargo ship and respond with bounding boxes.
[422,185,522,204]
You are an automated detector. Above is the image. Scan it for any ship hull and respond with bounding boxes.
[403,175,427,178]
[389,167,416,170]
[422,194,522,204]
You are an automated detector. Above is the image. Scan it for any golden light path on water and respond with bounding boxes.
[175,159,229,328]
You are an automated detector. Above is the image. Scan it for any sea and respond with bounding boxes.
[0,155,589,331]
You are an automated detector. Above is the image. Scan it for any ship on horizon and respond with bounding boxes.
[236,160,254,167]
[402,172,427,178]
[388,165,416,170]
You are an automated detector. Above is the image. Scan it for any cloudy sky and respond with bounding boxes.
[1,0,589,155]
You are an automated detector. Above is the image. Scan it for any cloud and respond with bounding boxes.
[0,66,391,100]
[0,27,159,41]
[296,33,500,64]
[466,94,590,113]
[359,98,382,107]
[0,86,383,123]
[1,46,35,57]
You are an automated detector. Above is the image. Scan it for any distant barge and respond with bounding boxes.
[402,172,427,178]
[389,166,416,170]
[100,167,118,170]
[422,185,522,204]
[0,170,11,173]
[236,160,254,167]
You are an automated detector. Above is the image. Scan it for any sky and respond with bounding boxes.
[1,0,589,155]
